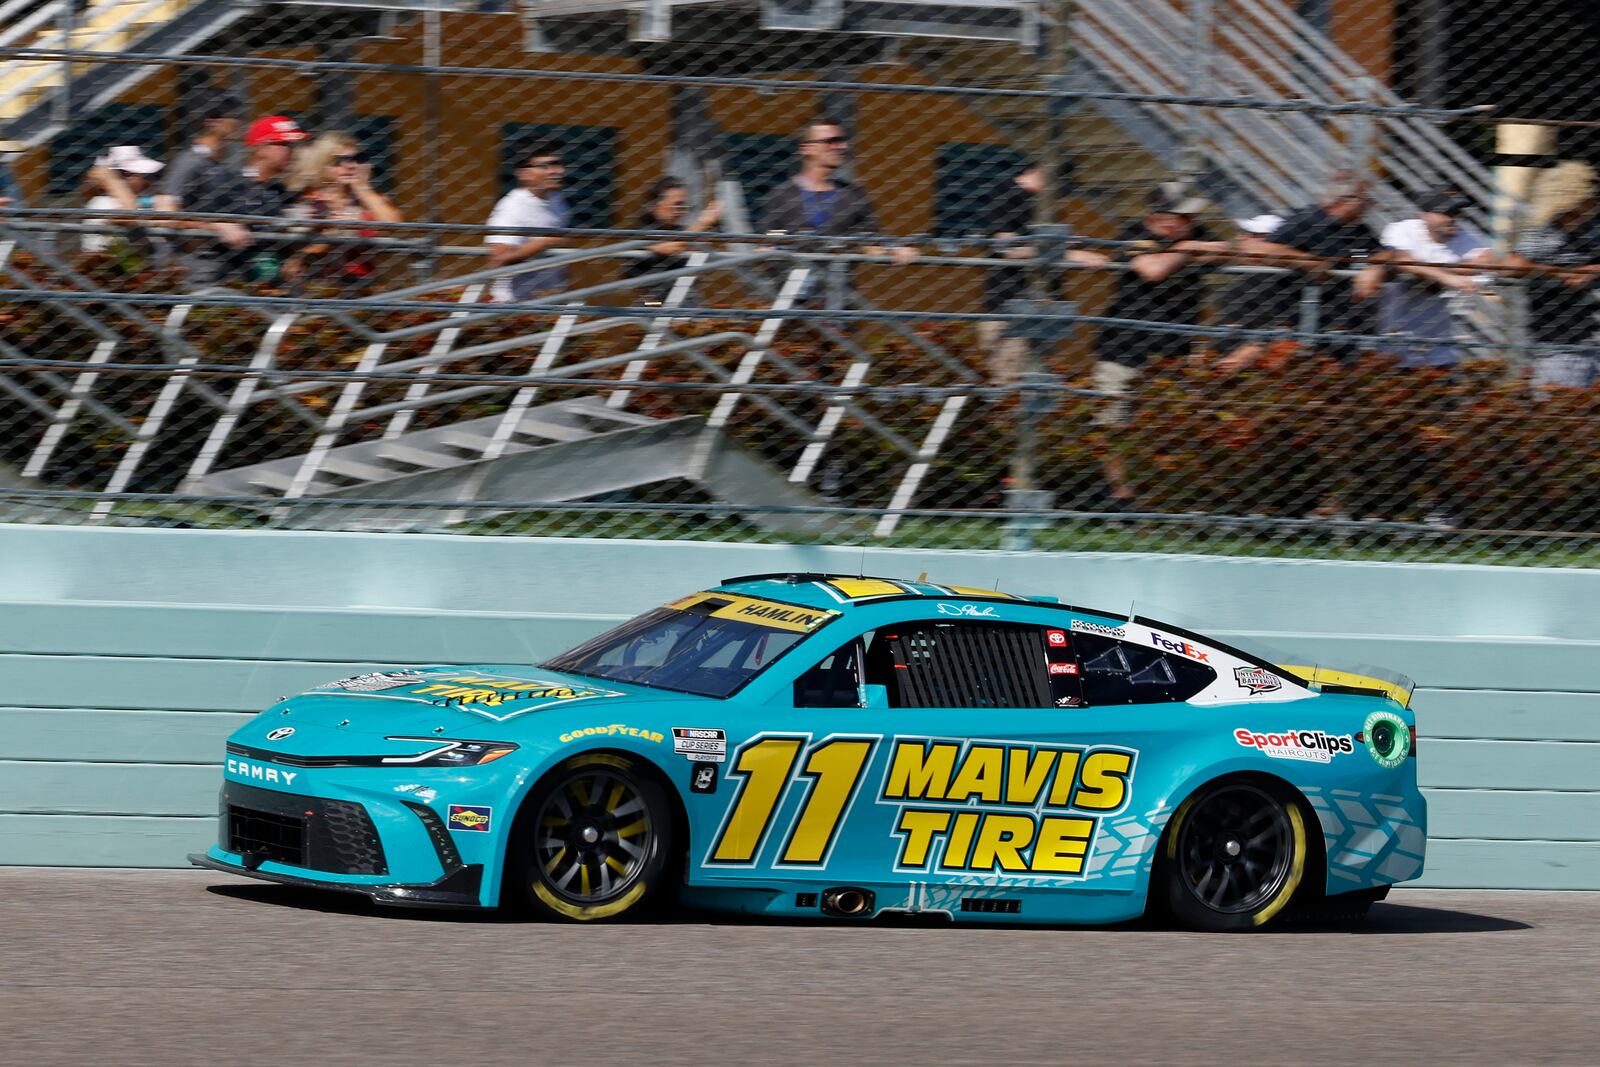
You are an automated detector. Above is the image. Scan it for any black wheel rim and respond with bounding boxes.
[1177,785,1293,915]
[535,769,652,905]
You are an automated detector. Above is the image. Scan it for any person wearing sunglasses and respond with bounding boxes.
[486,141,572,301]
[1218,170,1386,369]
[282,132,402,288]
[758,120,917,270]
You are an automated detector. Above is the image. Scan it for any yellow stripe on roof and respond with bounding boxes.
[939,584,1019,599]
[825,578,913,600]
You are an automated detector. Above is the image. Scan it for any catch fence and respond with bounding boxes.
[2,1,1598,565]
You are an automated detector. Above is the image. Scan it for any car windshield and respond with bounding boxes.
[541,604,808,699]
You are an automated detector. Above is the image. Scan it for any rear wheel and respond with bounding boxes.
[1164,780,1307,932]
[511,753,673,922]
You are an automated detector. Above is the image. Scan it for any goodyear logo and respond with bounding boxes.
[559,724,665,744]
[880,739,1137,877]
[447,804,493,832]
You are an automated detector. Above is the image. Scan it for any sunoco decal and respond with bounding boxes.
[1234,728,1353,763]
[447,804,493,832]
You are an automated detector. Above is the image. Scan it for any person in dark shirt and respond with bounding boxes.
[156,91,249,286]
[1220,171,1385,368]
[978,161,1110,384]
[759,120,917,286]
[623,176,721,302]
[1094,183,1234,502]
[1506,162,1600,389]
[235,115,307,284]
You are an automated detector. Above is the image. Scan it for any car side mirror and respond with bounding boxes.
[858,683,890,710]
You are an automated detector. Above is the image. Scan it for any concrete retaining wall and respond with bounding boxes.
[3,524,1597,887]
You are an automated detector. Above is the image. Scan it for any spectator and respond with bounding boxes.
[485,140,571,302]
[979,160,1110,385]
[1219,171,1385,370]
[83,145,163,255]
[282,131,402,288]
[759,120,917,266]
[1505,162,1600,389]
[623,176,721,300]
[1094,183,1234,503]
[1377,188,1492,368]
[236,114,308,283]
[1216,214,1287,354]
[0,155,22,213]
[155,91,249,285]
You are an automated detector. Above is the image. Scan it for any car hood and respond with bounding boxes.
[252,664,697,739]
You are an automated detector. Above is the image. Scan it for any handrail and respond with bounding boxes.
[1074,0,1495,225]
[0,2,62,51]
[0,0,185,105]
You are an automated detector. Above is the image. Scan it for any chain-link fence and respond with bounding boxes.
[3,1,1600,564]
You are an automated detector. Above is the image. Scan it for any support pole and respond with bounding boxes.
[1007,0,1071,551]
[1493,123,1556,374]
[1182,0,1214,185]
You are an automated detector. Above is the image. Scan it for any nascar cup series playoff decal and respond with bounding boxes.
[1363,709,1412,769]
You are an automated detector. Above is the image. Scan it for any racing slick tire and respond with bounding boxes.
[511,752,675,922]
[1162,778,1309,932]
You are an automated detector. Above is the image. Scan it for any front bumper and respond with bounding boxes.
[196,776,504,908]
[189,851,486,909]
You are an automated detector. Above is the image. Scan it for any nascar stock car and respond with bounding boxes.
[192,573,1423,931]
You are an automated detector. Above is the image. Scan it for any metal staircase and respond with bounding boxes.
[1072,0,1495,228]
[0,0,254,147]
[194,394,829,529]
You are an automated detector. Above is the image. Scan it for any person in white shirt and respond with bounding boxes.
[484,140,572,301]
[1378,188,1492,367]
[83,145,164,254]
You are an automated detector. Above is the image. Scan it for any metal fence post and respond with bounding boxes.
[1183,0,1214,185]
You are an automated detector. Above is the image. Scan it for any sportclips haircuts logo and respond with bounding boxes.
[1234,728,1354,763]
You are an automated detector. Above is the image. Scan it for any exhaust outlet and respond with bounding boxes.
[820,887,874,917]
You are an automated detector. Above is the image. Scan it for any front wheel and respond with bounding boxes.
[510,753,674,922]
[1163,780,1308,932]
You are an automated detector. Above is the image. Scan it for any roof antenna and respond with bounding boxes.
[857,545,867,580]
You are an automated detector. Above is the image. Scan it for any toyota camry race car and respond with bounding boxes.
[193,573,1424,930]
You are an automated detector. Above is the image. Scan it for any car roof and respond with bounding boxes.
[714,573,1062,613]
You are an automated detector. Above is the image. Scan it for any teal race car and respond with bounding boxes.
[191,573,1424,931]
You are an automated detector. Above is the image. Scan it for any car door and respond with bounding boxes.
[697,612,1218,897]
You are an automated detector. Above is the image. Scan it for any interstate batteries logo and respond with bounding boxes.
[1234,728,1354,763]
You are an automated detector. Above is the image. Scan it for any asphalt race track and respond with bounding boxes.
[2,870,1596,1066]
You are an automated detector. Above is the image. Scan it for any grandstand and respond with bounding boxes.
[1,1,1596,556]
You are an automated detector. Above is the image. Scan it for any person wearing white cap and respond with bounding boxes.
[83,145,164,255]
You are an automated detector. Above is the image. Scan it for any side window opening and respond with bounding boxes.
[1075,633,1216,705]
[793,639,864,709]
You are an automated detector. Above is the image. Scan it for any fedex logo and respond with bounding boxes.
[1150,634,1209,662]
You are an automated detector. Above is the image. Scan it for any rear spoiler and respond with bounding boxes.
[1278,665,1414,709]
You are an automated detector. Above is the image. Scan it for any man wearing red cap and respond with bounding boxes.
[237,115,307,283]
[158,101,306,286]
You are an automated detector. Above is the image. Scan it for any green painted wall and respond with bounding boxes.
[2,524,1597,887]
